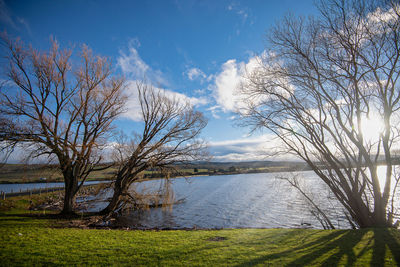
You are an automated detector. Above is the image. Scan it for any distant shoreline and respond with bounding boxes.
[0,166,312,185]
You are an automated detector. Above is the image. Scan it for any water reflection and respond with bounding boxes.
[4,168,398,229]
[90,167,398,229]
[102,172,350,229]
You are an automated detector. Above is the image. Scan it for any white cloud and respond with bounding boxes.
[367,5,399,24]
[332,4,400,45]
[212,55,260,113]
[0,143,55,164]
[122,80,208,122]
[185,67,214,85]
[208,135,291,161]
[194,88,206,95]
[206,74,214,82]
[117,41,208,122]
[186,67,206,81]
[206,105,221,119]
[161,88,208,107]
[118,46,149,77]
[364,5,400,36]
[117,43,168,87]
[214,59,239,112]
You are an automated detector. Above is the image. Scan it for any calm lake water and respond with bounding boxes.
[88,171,351,229]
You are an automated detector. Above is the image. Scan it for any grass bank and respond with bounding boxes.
[0,211,399,266]
[1,196,400,266]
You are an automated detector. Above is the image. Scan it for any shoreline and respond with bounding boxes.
[0,167,314,185]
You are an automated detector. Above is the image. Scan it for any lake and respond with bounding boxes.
[4,169,397,229]
[87,171,351,229]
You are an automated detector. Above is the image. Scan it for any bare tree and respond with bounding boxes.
[99,82,207,215]
[240,0,400,228]
[0,36,126,215]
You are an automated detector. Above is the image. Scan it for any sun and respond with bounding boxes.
[360,113,384,143]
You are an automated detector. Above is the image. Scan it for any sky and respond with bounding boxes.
[0,0,319,162]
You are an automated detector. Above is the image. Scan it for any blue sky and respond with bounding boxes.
[0,0,318,161]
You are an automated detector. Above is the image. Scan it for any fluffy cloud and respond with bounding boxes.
[212,55,260,113]
[185,67,214,84]
[366,4,399,25]
[118,42,208,122]
[206,105,221,119]
[122,80,208,122]
[186,67,206,81]
[117,43,168,87]
[118,46,149,77]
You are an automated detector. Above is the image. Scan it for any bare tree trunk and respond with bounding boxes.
[60,173,78,215]
[97,83,207,215]
[239,0,400,229]
[373,202,390,227]
[98,180,124,215]
[0,37,126,216]
[61,189,76,215]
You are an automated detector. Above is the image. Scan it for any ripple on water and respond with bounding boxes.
[84,172,359,229]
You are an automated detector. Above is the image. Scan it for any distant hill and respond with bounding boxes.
[180,160,308,171]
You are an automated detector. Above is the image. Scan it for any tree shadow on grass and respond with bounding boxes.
[371,228,400,266]
[235,228,400,266]
[287,230,367,266]
[0,216,38,223]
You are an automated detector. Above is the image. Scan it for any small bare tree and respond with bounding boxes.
[99,82,207,215]
[0,36,126,215]
[240,0,400,228]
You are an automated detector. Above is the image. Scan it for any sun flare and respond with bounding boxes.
[360,113,384,143]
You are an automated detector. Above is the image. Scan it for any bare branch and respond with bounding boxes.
[240,0,400,228]
[0,35,126,214]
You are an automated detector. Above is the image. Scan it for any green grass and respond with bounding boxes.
[1,209,400,266]
[0,164,210,184]
[0,164,116,183]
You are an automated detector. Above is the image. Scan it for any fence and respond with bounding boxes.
[0,186,65,200]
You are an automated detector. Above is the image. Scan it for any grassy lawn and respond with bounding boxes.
[1,209,400,266]
[0,164,116,183]
[0,164,209,184]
